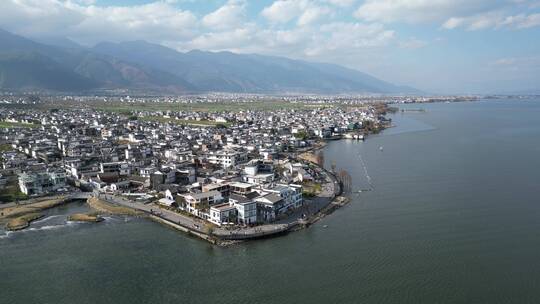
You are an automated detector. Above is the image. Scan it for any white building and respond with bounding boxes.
[209,203,237,226]
[18,171,66,195]
[261,184,303,212]
[181,190,224,219]
[100,162,131,176]
[229,193,258,225]
[205,150,247,169]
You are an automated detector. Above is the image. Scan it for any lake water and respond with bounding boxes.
[2,99,540,304]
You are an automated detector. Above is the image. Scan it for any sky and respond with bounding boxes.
[0,0,539,94]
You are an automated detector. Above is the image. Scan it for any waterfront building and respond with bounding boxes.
[18,171,66,195]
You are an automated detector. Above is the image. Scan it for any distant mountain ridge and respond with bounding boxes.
[0,28,419,94]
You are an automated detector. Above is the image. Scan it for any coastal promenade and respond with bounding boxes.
[96,193,299,241]
[94,160,341,243]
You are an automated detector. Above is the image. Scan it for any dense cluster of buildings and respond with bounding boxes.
[0,103,384,226]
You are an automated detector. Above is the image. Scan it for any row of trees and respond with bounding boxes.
[316,151,351,194]
[336,170,352,193]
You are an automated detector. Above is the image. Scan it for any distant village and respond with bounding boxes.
[0,99,388,229]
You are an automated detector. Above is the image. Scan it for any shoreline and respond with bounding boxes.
[5,213,44,231]
[1,196,69,231]
[0,141,351,244]
[144,147,347,246]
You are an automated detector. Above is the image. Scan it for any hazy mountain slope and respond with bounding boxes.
[93,41,418,94]
[0,28,418,94]
[0,29,193,92]
[0,52,98,91]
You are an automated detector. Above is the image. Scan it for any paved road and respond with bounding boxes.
[96,193,210,234]
[276,165,338,225]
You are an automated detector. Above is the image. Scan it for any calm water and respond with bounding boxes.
[2,99,540,304]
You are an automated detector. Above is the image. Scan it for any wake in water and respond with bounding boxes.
[0,215,131,240]
[31,214,64,225]
[18,220,80,234]
[0,225,70,239]
[358,152,374,191]
[0,230,11,239]
[1,217,82,239]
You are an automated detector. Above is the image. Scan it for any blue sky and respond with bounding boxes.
[1,0,539,94]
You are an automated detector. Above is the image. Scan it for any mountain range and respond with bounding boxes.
[0,29,419,94]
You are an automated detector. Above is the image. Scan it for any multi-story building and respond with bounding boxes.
[205,150,247,168]
[18,171,66,195]
[181,190,224,219]
[100,162,131,176]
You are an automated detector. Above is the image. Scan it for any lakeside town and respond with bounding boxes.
[0,94,397,243]
[0,93,468,243]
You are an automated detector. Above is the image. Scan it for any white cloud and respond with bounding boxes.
[172,20,394,64]
[297,5,333,26]
[442,17,465,29]
[306,22,395,56]
[0,0,197,44]
[324,0,356,7]
[261,0,306,24]
[261,0,333,26]
[353,0,540,31]
[501,13,540,28]
[354,0,503,24]
[202,0,246,30]
[442,11,540,30]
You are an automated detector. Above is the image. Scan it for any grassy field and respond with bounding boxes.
[88,101,315,113]
[0,121,40,129]
[0,144,13,152]
[303,181,322,196]
[2,100,331,113]
[139,116,231,127]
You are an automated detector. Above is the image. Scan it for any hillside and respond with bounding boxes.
[0,28,418,94]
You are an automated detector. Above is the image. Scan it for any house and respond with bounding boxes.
[202,182,230,198]
[260,184,303,213]
[18,170,66,195]
[229,192,258,225]
[181,190,223,219]
[209,203,237,226]
[205,150,247,168]
[242,163,275,185]
[158,189,176,207]
[255,193,284,222]
[100,161,131,176]
[230,182,253,195]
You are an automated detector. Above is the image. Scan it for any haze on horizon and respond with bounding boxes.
[1,0,539,95]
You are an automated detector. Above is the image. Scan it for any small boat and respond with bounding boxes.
[323,225,328,228]
[379,146,384,151]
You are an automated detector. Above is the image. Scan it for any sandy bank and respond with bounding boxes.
[6,213,44,231]
[68,213,103,223]
[0,197,67,220]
